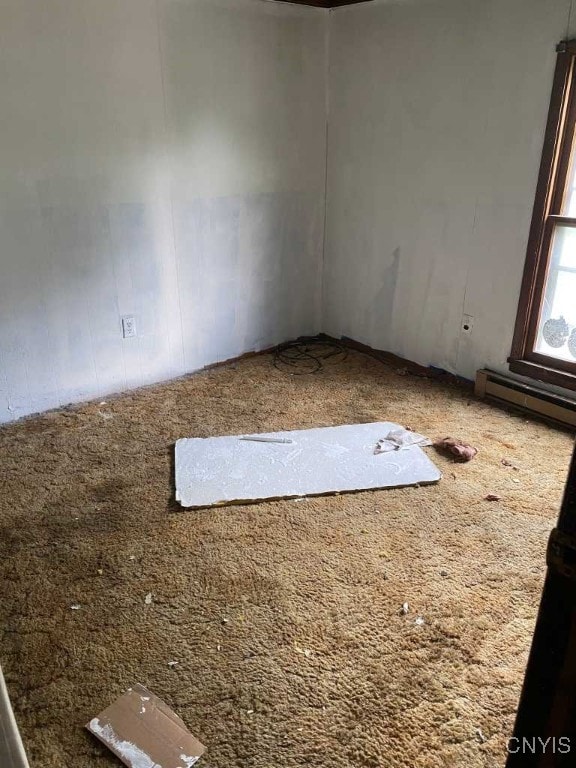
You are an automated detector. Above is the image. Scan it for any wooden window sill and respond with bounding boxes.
[508,358,576,392]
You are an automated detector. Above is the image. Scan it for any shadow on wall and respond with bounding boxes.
[160,0,326,370]
[364,246,400,342]
[173,191,320,369]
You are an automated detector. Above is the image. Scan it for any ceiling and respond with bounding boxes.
[271,0,373,7]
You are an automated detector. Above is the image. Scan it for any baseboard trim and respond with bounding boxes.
[328,335,473,390]
[200,344,277,372]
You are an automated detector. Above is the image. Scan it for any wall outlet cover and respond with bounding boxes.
[121,315,137,338]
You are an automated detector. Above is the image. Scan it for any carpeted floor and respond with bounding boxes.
[0,349,574,767]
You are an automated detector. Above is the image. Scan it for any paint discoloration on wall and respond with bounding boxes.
[4,0,568,420]
[0,0,327,423]
[324,0,573,380]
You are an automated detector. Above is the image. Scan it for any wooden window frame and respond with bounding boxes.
[509,41,576,391]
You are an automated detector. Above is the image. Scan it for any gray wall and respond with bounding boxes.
[324,0,576,380]
[3,0,574,423]
[0,0,328,422]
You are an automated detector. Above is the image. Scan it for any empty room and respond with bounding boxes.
[1,0,576,766]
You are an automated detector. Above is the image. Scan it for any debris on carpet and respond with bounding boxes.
[272,336,347,376]
[175,422,441,509]
[373,427,432,454]
[434,437,478,462]
[86,684,205,768]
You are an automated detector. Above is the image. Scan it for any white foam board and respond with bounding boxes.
[175,422,441,508]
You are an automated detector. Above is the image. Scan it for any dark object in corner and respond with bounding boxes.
[273,335,347,375]
[506,442,576,766]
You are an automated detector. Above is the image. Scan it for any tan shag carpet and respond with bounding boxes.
[0,350,574,768]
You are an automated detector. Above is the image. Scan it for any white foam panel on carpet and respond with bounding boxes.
[175,422,441,509]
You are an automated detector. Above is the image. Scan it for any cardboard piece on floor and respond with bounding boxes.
[86,684,205,768]
[175,421,441,508]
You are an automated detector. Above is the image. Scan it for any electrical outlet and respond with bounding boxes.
[121,315,137,338]
[461,314,474,334]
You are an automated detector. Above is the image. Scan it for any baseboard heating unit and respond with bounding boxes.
[475,369,576,429]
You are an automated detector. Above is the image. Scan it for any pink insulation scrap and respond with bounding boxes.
[434,437,478,462]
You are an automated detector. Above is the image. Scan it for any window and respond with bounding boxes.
[510,41,576,390]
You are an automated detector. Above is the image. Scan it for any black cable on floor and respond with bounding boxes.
[273,336,348,375]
